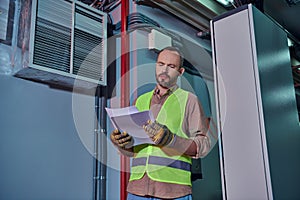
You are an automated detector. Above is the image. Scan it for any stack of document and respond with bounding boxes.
[105,106,154,146]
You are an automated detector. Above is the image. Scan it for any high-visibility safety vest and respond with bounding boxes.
[130,88,192,186]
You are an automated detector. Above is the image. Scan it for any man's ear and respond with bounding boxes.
[179,67,185,75]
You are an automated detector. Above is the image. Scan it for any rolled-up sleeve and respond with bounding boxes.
[192,134,211,158]
[183,93,211,158]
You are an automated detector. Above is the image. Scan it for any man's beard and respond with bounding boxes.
[156,72,177,88]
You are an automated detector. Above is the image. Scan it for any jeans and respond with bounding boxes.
[127,193,192,200]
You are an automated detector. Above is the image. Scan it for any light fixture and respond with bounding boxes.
[288,38,294,47]
[216,0,234,7]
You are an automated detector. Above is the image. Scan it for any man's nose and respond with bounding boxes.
[161,64,169,72]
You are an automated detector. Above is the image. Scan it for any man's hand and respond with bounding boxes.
[143,120,175,146]
[110,129,133,149]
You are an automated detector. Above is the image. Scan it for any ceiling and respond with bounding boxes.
[207,0,300,43]
[263,0,300,43]
[135,0,300,42]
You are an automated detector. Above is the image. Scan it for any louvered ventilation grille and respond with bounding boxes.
[73,29,103,81]
[29,0,107,85]
[33,17,71,72]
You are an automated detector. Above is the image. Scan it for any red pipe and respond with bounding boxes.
[120,0,130,200]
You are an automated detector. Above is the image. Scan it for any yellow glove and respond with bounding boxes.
[143,120,175,146]
[110,129,133,149]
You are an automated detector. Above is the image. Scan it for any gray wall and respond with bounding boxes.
[0,75,94,200]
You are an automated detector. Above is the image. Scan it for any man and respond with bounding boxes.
[110,46,211,199]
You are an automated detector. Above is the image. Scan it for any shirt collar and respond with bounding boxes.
[153,84,178,97]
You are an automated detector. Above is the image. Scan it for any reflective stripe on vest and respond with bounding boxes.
[132,156,191,172]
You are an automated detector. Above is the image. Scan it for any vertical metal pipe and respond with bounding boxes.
[93,86,108,200]
[93,86,101,200]
[99,87,107,200]
[120,0,130,200]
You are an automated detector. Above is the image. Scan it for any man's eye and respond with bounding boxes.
[168,65,176,69]
[157,62,164,66]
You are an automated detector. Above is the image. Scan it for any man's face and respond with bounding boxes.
[155,50,184,88]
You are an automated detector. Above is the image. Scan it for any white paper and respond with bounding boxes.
[105,106,154,146]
